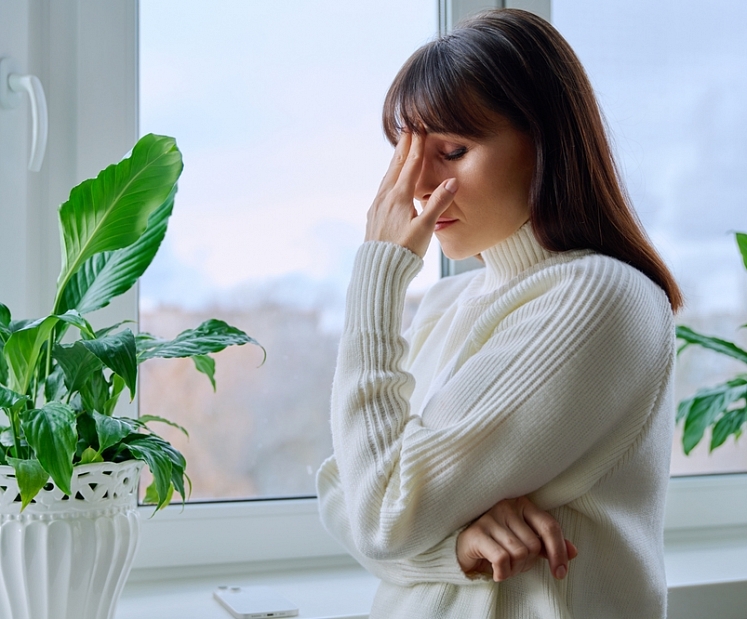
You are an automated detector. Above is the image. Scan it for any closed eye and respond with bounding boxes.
[443,147,467,161]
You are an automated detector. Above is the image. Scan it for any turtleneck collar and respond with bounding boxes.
[475,221,555,295]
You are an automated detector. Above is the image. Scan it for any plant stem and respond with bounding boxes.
[44,333,53,383]
[9,409,23,460]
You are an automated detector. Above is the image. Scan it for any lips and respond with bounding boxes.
[434,218,457,231]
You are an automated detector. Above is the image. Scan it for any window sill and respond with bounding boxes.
[117,528,747,619]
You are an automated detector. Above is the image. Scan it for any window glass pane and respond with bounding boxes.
[554,1,747,475]
[139,0,439,500]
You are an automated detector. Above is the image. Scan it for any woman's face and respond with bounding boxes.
[413,115,535,260]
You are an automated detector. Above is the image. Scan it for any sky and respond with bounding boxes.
[139,0,440,317]
[140,0,747,320]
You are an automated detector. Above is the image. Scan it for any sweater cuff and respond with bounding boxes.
[398,528,487,585]
[344,242,423,335]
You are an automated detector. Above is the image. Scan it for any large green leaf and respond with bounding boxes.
[57,190,176,315]
[20,402,77,496]
[92,411,140,453]
[137,319,261,361]
[53,342,104,394]
[737,232,747,271]
[54,134,182,313]
[0,384,29,410]
[676,326,747,366]
[80,329,138,399]
[103,374,126,416]
[55,310,95,340]
[44,366,67,402]
[75,411,98,455]
[124,435,173,510]
[680,379,747,454]
[710,406,747,451]
[7,457,49,510]
[79,371,110,415]
[3,315,59,394]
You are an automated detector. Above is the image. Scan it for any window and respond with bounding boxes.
[138,1,441,501]
[553,0,747,476]
[6,0,744,574]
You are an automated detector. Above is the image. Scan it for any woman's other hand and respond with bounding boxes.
[456,496,578,582]
[365,131,458,258]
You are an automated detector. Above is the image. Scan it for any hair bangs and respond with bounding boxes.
[382,41,496,146]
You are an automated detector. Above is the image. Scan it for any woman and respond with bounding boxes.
[317,8,680,618]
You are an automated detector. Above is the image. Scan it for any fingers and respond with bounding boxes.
[377,131,412,195]
[395,131,425,197]
[419,178,458,227]
[519,498,570,580]
[457,524,524,582]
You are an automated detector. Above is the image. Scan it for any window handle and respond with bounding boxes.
[0,57,49,172]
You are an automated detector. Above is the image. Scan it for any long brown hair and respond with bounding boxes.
[382,9,683,311]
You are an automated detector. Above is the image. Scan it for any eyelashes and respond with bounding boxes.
[443,147,468,161]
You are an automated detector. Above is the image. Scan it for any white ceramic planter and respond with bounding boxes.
[0,461,143,619]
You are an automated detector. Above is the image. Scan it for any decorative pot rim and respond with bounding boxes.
[0,460,144,518]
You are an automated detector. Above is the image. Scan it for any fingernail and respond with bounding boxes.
[555,565,567,579]
[444,178,458,194]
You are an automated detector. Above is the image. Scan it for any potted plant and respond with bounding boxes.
[676,232,747,454]
[0,133,261,619]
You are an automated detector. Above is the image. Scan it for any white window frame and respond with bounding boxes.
[18,0,747,574]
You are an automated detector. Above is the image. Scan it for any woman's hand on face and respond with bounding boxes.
[456,497,578,583]
[365,131,458,258]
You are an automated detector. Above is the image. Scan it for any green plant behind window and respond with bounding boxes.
[0,134,262,510]
[676,232,747,454]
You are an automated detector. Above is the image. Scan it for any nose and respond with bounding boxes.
[414,152,443,205]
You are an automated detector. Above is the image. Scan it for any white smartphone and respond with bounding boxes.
[213,586,299,619]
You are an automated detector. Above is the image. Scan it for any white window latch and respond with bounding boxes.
[0,57,49,172]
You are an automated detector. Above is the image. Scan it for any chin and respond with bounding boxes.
[439,245,477,262]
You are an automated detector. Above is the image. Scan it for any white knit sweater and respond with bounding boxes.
[317,223,675,619]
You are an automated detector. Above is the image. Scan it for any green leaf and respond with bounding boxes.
[80,329,138,399]
[0,384,29,410]
[0,341,8,386]
[192,354,216,391]
[0,303,10,327]
[57,191,176,315]
[680,379,747,454]
[44,366,67,402]
[53,342,104,394]
[95,321,135,339]
[710,407,747,451]
[75,411,98,453]
[676,325,747,366]
[124,436,173,509]
[143,479,174,506]
[79,371,109,414]
[138,414,189,438]
[55,310,95,339]
[3,315,59,394]
[54,134,183,314]
[7,457,49,510]
[103,374,126,416]
[20,402,77,496]
[79,446,104,464]
[93,411,140,453]
[736,232,747,271]
[137,319,262,361]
